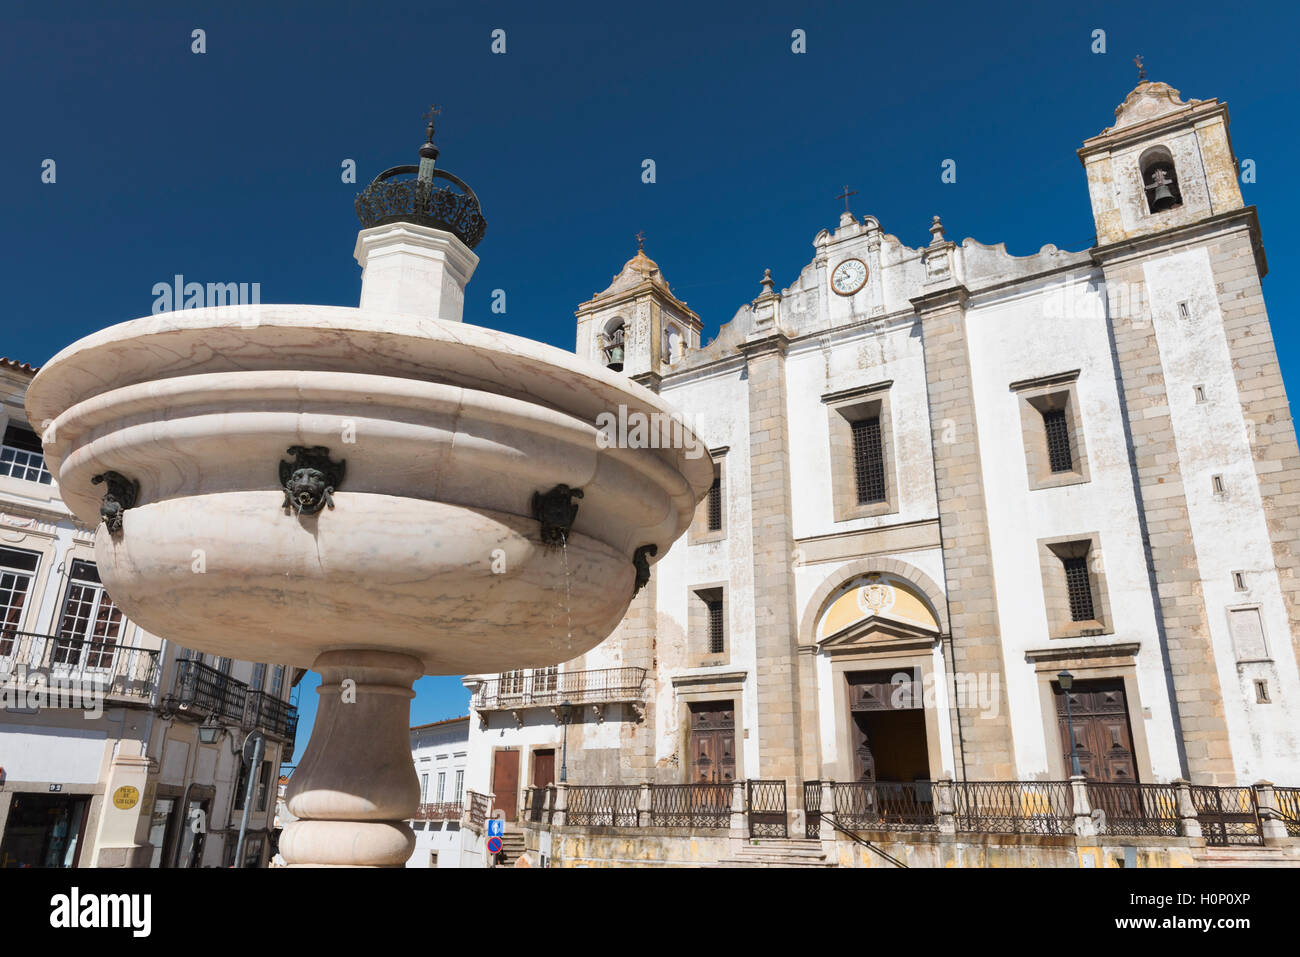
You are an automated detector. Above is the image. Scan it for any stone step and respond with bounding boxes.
[1195,845,1299,868]
[715,859,835,868]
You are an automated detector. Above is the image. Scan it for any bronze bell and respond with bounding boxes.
[607,344,624,368]
[1147,166,1178,212]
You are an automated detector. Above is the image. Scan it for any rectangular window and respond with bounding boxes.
[251,662,266,692]
[269,664,285,698]
[0,547,39,656]
[501,669,525,696]
[706,468,722,532]
[420,773,429,803]
[454,770,464,801]
[1063,556,1094,622]
[54,559,124,669]
[851,417,885,504]
[534,665,557,693]
[234,760,250,811]
[0,424,53,485]
[1043,408,1073,473]
[706,595,725,654]
[437,771,446,802]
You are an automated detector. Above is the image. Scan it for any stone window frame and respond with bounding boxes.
[689,446,729,545]
[822,380,897,522]
[1037,533,1113,639]
[1010,370,1091,491]
[689,582,729,667]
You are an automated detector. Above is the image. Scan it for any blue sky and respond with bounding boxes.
[5,0,1298,760]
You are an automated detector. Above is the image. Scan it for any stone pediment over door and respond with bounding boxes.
[818,614,940,655]
[815,571,943,654]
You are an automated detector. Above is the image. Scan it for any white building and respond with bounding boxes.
[464,78,1300,839]
[0,358,300,867]
[406,715,469,868]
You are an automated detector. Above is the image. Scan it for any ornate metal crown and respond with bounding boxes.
[354,108,487,249]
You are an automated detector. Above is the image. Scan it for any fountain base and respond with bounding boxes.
[281,650,422,867]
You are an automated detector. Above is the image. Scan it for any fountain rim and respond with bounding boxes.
[26,303,715,498]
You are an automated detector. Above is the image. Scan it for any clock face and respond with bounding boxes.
[832,258,868,296]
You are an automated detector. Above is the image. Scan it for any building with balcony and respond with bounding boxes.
[465,79,1300,867]
[0,358,300,867]
[406,715,469,868]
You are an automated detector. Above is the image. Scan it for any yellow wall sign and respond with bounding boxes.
[112,785,140,810]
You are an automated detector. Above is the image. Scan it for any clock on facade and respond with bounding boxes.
[831,258,868,296]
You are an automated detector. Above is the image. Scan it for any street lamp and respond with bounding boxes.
[558,700,573,783]
[1057,671,1082,777]
[197,714,223,745]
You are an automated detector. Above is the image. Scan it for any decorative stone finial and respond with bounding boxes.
[760,268,775,295]
[635,230,646,253]
[1133,54,1146,82]
[929,215,946,245]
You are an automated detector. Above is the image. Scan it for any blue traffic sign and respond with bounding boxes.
[487,818,504,837]
[487,836,503,855]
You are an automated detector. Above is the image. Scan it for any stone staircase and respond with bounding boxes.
[492,829,528,867]
[1194,844,1300,868]
[713,838,836,868]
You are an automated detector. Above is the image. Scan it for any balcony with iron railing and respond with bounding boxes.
[0,628,160,702]
[471,666,648,713]
[168,660,298,742]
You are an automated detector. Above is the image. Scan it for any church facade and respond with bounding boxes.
[463,80,1300,859]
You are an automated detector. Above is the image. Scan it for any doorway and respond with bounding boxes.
[532,749,555,789]
[492,750,520,822]
[847,670,930,783]
[1053,678,1137,782]
[0,793,90,868]
[688,701,735,783]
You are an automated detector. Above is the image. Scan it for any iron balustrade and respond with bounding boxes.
[953,780,1074,836]
[833,781,939,832]
[648,783,731,829]
[1192,785,1263,847]
[244,689,299,742]
[803,780,822,839]
[1275,786,1300,838]
[172,659,248,724]
[473,667,647,710]
[1087,782,1180,837]
[413,802,463,822]
[0,629,159,701]
[565,785,639,827]
[747,780,788,838]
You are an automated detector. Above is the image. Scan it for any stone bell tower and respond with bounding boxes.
[574,238,702,389]
[1082,78,1300,784]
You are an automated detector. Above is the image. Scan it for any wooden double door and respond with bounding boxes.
[1053,678,1138,782]
[688,701,735,783]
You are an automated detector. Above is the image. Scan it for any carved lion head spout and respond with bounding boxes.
[279,446,345,517]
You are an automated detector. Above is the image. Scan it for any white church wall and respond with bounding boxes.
[786,319,938,541]
[964,272,1184,781]
[1143,248,1300,783]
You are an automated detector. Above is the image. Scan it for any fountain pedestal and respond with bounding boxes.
[280,651,422,867]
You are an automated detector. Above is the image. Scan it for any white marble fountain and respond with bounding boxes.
[25,119,712,866]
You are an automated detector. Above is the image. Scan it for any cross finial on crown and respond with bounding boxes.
[423,104,442,142]
[635,230,646,252]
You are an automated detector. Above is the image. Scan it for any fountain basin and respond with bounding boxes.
[26,304,712,673]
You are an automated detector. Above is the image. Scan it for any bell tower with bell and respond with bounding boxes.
[1077,67,1245,244]
[574,234,702,390]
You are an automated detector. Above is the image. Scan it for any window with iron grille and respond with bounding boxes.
[851,417,885,504]
[1063,556,1094,621]
[1043,408,1073,473]
[706,471,722,532]
[706,596,725,654]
